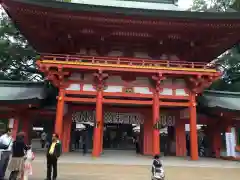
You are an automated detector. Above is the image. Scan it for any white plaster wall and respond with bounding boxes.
[175,89,188,96]
[160,88,173,95]
[104,86,123,93]
[134,87,152,94]
[83,84,95,91]
[66,84,81,91]
[66,75,189,96]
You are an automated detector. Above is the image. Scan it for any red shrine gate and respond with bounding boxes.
[37,54,220,160]
[4,0,240,160]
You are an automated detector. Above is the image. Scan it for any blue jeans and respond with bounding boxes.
[0,151,11,178]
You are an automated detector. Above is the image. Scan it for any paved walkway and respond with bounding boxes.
[15,151,239,180]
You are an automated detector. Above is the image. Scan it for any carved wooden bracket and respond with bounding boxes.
[187,75,219,94]
[93,70,108,91]
[42,67,70,88]
[152,72,165,93]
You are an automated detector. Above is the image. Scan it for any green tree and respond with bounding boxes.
[0,10,41,81]
[232,0,240,10]
[191,0,240,91]
[191,0,235,11]
[190,0,208,11]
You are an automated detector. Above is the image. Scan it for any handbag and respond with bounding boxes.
[0,137,12,150]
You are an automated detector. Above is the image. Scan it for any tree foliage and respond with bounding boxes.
[191,0,240,92]
[0,10,41,81]
[232,0,240,10]
[191,0,235,11]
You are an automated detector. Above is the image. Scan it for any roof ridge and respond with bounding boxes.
[204,90,240,95]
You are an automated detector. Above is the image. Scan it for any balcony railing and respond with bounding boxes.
[40,53,217,70]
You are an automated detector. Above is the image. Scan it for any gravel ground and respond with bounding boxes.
[5,150,240,180]
[12,162,239,180]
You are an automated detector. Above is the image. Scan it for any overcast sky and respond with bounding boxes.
[178,0,193,9]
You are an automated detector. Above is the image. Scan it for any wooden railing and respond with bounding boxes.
[40,53,216,70]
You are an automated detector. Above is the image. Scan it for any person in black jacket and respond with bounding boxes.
[8,132,28,180]
[45,133,61,180]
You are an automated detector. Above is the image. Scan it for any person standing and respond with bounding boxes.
[46,133,61,180]
[74,131,80,150]
[8,132,28,180]
[41,131,47,148]
[0,128,13,180]
[135,135,140,154]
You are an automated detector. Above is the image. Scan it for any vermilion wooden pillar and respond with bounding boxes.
[175,120,186,157]
[9,118,19,140]
[66,114,72,153]
[143,112,153,155]
[100,123,104,153]
[189,93,198,160]
[152,92,160,156]
[55,89,65,140]
[62,113,72,153]
[92,90,103,157]
[212,129,221,158]
[21,118,30,144]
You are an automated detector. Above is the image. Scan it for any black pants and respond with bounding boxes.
[82,144,87,155]
[75,141,79,150]
[47,155,58,180]
[135,143,140,154]
[41,140,46,148]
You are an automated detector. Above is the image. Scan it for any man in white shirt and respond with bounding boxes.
[0,128,13,180]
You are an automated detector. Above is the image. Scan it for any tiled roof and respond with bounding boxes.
[0,81,45,102]
[200,90,240,111]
